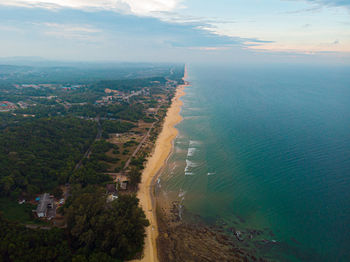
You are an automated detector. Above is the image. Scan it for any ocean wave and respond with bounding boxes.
[175,146,185,153]
[184,159,198,173]
[185,107,201,111]
[189,140,201,147]
[187,147,197,157]
[171,164,177,171]
[183,116,201,120]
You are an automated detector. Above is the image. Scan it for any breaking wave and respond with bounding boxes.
[189,140,201,147]
[187,147,197,157]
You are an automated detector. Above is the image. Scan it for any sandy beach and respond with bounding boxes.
[133,79,187,262]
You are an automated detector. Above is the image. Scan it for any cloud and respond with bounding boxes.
[301,0,350,8]
[283,6,322,14]
[1,3,272,50]
[191,46,231,51]
[38,23,101,40]
[0,6,250,50]
[0,0,183,16]
[0,0,230,27]
[284,0,350,14]
[121,0,182,15]
[0,0,263,50]
[42,23,100,33]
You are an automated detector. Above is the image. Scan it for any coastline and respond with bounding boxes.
[153,70,265,262]
[134,80,187,262]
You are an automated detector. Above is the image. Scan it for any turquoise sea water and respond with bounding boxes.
[159,64,350,261]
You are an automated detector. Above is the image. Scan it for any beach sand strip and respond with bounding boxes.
[132,83,186,262]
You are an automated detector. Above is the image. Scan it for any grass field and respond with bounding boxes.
[0,197,45,224]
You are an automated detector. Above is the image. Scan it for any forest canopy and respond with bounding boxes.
[0,117,97,198]
[65,188,149,260]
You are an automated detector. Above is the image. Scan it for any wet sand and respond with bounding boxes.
[133,84,186,262]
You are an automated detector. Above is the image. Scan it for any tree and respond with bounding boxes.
[52,187,63,199]
[0,215,72,261]
[65,188,149,260]
[127,168,142,190]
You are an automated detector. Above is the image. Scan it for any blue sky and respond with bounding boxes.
[0,0,349,63]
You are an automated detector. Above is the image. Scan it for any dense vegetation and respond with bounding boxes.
[69,140,117,187]
[0,198,41,225]
[0,188,152,261]
[0,63,181,85]
[69,166,111,188]
[68,104,147,122]
[91,77,167,93]
[65,187,149,260]
[101,120,135,138]
[0,190,149,261]
[15,104,67,118]
[0,117,97,198]
[0,63,185,261]
[0,216,72,262]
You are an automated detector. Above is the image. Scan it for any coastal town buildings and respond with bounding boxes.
[0,101,17,111]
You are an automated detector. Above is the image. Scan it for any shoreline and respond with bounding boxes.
[134,78,187,261]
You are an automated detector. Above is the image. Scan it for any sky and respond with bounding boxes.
[0,0,349,64]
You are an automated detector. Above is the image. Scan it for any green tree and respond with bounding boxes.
[65,189,149,260]
[127,168,142,190]
[52,187,63,199]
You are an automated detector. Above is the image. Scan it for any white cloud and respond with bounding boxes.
[122,0,181,15]
[0,0,183,16]
[35,22,102,41]
[42,23,100,33]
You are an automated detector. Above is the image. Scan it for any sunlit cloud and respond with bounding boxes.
[246,40,350,53]
[39,23,101,40]
[0,0,183,16]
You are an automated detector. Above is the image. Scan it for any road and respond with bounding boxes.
[74,116,102,171]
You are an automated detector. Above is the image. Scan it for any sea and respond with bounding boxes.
[158,64,350,261]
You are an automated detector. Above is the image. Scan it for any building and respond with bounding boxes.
[36,193,54,218]
[146,108,157,115]
[17,101,29,109]
[120,181,128,190]
[0,101,17,111]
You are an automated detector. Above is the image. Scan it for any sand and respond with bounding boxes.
[131,82,186,262]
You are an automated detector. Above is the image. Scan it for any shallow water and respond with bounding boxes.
[159,64,350,261]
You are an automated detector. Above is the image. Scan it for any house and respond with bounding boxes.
[0,101,17,111]
[36,193,54,218]
[115,176,129,190]
[146,108,157,115]
[120,180,128,190]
